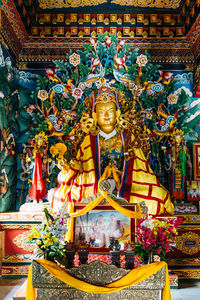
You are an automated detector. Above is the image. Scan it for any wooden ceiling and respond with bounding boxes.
[1,0,200,68]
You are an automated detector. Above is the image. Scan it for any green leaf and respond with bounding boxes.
[78,63,90,81]
[30,112,43,125]
[96,41,107,59]
[127,48,139,64]
[82,44,93,52]
[127,65,138,79]
[155,92,166,106]
[98,32,107,42]
[77,50,90,64]
[64,124,72,135]
[35,74,48,90]
[177,89,189,105]
[62,97,74,110]
[71,71,78,83]
[122,43,132,54]
[37,120,48,132]
[110,34,119,45]
[108,43,117,57]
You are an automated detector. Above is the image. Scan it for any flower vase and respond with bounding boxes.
[110,251,121,268]
[147,251,154,264]
[124,250,135,269]
[78,250,89,265]
[43,252,54,262]
[65,250,76,268]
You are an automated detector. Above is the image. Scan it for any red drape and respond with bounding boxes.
[28,153,47,202]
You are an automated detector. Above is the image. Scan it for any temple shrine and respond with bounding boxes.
[0,1,200,299]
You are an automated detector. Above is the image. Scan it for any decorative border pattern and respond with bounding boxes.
[13,232,36,252]
[0,212,43,222]
[38,0,107,9]
[111,0,182,9]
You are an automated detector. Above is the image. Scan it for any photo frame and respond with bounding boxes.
[74,203,137,253]
[193,143,200,180]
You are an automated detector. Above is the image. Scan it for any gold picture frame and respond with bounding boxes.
[193,143,200,180]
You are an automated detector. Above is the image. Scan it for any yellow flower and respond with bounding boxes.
[52,237,58,243]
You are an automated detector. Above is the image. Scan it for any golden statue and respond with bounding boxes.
[49,86,174,215]
[170,128,191,202]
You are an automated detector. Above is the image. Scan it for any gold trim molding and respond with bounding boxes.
[38,0,107,9]
[111,0,182,9]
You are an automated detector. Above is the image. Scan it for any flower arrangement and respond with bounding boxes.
[134,215,183,262]
[109,238,121,251]
[27,207,69,265]
[124,240,135,251]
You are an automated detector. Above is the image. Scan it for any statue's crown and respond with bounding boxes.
[172,128,185,138]
[95,86,116,106]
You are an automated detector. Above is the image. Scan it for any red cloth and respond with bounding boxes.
[28,153,47,202]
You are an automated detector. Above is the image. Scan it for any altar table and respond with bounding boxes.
[31,260,167,300]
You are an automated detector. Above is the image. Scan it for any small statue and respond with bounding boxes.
[27,132,49,203]
[170,128,191,202]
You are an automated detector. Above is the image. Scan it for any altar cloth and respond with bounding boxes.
[26,259,171,300]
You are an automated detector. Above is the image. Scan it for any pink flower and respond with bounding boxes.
[63,92,69,98]
[90,38,97,47]
[69,53,81,67]
[91,57,100,72]
[136,54,148,67]
[118,40,125,47]
[72,87,83,99]
[115,56,126,69]
[78,82,86,90]
[27,105,36,113]
[46,68,59,76]
[105,37,112,47]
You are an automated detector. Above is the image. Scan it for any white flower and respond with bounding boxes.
[72,87,83,100]
[141,215,154,228]
[0,91,4,98]
[167,93,178,104]
[69,53,81,67]
[136,54,148,67]
[175,86,192,97]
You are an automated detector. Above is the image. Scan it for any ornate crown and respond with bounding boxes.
[171,128,185,139]
[34,131,48,143]
[95,86,116,107]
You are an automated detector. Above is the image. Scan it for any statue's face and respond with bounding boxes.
[95,102,117,134]
[37,137,44,147]
[175,134,182,145]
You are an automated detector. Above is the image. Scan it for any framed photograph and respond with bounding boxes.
[74,204,136,253]
[193,143,200,180]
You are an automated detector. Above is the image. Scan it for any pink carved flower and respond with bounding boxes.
[69,53,81,67]
[118,40,125,47]
[27,105,36,113]
[91,57,100,72]
[115,56,126,69]
[38,90,48,101]
[72,87,83,100]
[136,54,148,67]
[78,82,86,90]
[63,92,69,98]
[167,93,178,104]
[105,37,112,47]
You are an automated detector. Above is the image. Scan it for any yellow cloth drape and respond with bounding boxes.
[26,259,171,300]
